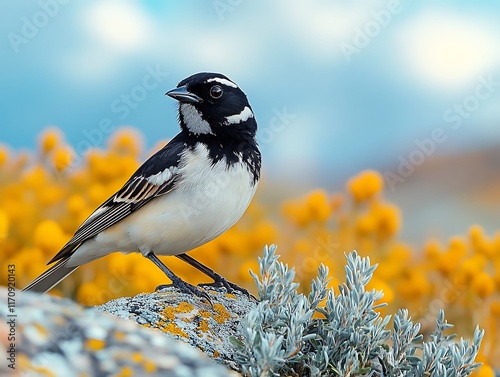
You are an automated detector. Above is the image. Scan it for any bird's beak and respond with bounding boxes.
[166,85,203,104]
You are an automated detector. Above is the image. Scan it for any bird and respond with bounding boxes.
[23,72,261,300]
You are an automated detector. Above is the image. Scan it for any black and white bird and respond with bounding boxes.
[23,72,261,300]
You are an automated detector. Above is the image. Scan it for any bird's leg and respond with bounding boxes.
[145,252,212,304]
[176,253,256,300]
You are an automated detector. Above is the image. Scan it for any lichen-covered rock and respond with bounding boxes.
[0,288,238,377]
[97,284,257,369]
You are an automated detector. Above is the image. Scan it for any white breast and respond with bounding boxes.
[68,143,258,265]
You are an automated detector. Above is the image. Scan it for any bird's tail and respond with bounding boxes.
[22,259,78,293]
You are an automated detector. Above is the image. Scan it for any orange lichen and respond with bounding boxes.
[198,319,210,333]
[131,352,142,363]
[213,303,231,324]
[177,302,194,313]
[198,310,212,318]
[161,306,175,321]
[144,360,157,373]
[114,332,125,341]
[161,323,188,338]
[85,339,106,351]
[116,366,134,377]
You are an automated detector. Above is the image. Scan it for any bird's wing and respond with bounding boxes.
[47,135,187,264]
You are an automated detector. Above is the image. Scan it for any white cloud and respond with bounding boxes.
[278,1,387,61]
[396,9,500,91]
[58,0,155,85]
[83,0,151,52]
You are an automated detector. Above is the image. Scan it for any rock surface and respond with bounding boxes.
[0,287,252,377]
[97,284,257,369]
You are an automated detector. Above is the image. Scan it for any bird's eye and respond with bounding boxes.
[210,85,223,99]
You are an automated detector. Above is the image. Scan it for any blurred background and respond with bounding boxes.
[1,0,499,372]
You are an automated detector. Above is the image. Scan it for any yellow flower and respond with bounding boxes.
[252,220,279,249]
[38,185,65,206]
[52,146,74,172]
[293,239,312,255]
[490,300,500,317]
[66,194,86,215]
[39,128,61,155]
[0,145,9,166]
[472,271,495,298]
[87,151,118,182]
[397,269,430,300]
[424,240,441,261]
[282,201,311,227]
[33,220,67,255]
[23,165,47,188]
[18,247,46,281]
[374,203,401,238]
[460,255,486,282]
[474,365,495,377]
[0,210,8,240]
[388,244,411,262]
[448,236,467,260]
[347,170,383,203]
[88,183,108,206]
[108,128,143,157]
[367,278,394,304]
[239,259,259,283]
[306,190,331,222]
[356,213,376,235]
[469,225,484,243]
[77,281,103,306]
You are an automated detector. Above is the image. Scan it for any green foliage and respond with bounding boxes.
[233,245,484,377]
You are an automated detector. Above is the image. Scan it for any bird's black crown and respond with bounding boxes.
[167,72,257,140]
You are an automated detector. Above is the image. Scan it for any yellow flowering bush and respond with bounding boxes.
[0,128,498,372]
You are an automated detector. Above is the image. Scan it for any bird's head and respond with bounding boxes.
[166,73,257,140]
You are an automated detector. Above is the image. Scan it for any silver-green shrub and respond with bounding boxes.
[232,245,483,377]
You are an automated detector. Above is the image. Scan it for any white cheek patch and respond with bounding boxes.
[147,166,178,185]
[180,104,214,135]
[207,77,238,88]
[225,106,254,125]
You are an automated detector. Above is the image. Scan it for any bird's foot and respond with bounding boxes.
[201,276,257,301]
[155,278,212,305]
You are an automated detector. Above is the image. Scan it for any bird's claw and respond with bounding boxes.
[155,281,212,305]
[201,277,257,301]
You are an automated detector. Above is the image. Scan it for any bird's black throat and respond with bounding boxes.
[182,129,261,185]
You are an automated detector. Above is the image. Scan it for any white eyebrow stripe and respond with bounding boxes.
[225,106,254,125]
[207,77,238,88]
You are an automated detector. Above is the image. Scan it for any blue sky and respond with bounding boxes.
[1,1,499,180]
[1,1,499,241]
